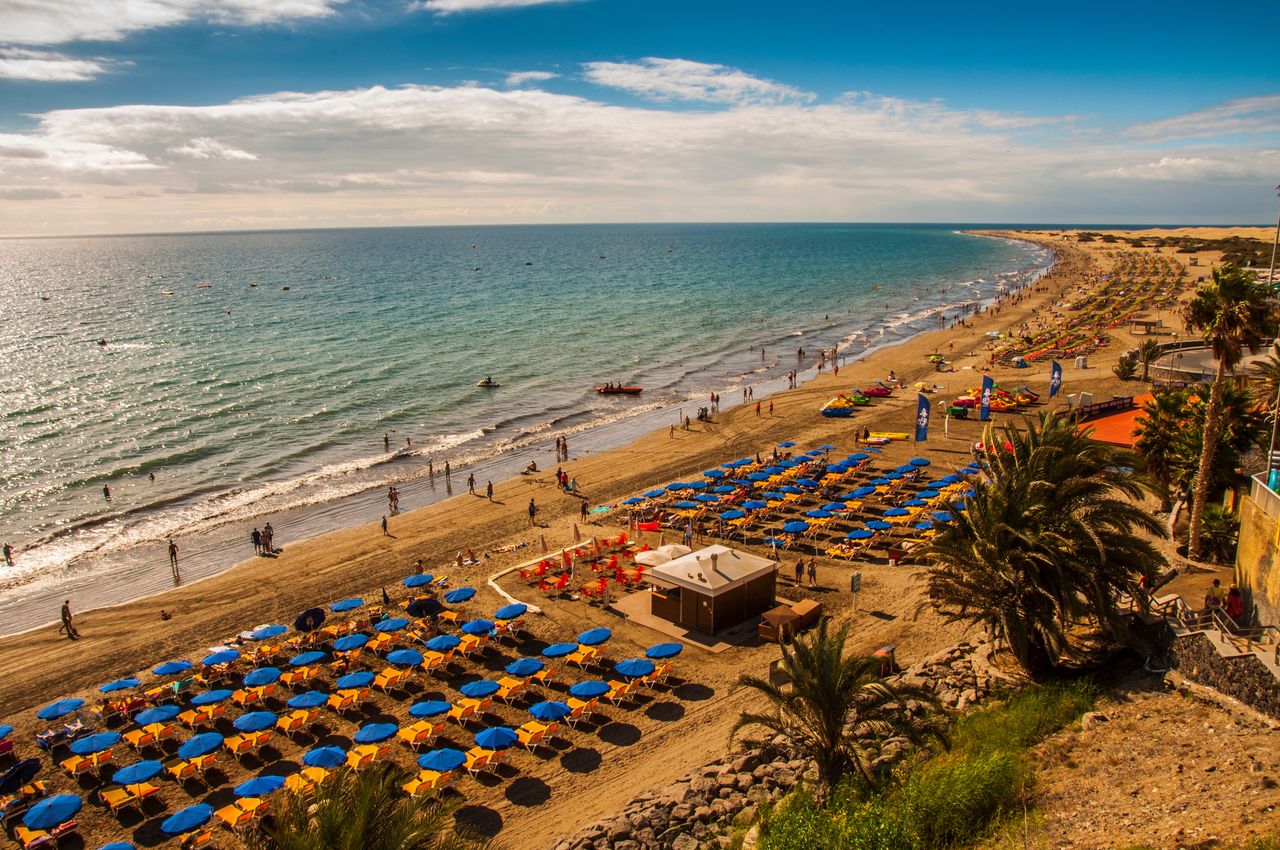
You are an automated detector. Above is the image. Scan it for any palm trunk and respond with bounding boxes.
[1187,360,1228,559]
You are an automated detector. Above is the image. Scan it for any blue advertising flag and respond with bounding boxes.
[1049,361,1063,398]
[915,394,931,443]
[979,375,994,421]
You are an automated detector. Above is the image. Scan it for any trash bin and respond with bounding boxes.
[1074,355,1088,369]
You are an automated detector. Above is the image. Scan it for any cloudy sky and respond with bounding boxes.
[0,0,1277,236]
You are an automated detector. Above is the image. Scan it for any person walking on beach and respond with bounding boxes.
[384,433,390,451]
[263,523,274,554]
[60,600,79,640]
[444,461,451,479]
[467,473,476,495]
[167,538,178,569]
[251,528,261,555]
[2,542,11,567]
[794,560,803,584]
[580,499,589,522]
[768,400,774,416]
[103,484,111,501]
[755,401,761,417]
[486,480,494,501]
[528,498,538,527]
[381,515,389,536]
[807,559,817,587]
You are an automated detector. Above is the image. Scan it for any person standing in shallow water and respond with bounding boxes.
[251,528,261,555]
[102,484,111,501]
[2,542,11,567]
[167,538,178,569]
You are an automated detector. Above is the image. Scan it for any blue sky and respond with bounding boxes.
[0,0,1277,234]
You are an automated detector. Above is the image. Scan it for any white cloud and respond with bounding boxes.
[583,57,813,105]
[1124,94,1280,141]
[505,70,556,86]
[170,137,258,161]
[0,48,110,81]
[1098,152,1280,182]
[0,0,345,46]
[411,0,580,14]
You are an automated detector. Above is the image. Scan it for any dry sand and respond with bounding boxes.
[0,229,1249,849]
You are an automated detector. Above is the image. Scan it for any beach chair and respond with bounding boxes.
[403,769,451,796]
[181,828,218,850]
[279,667,315,689]
[283,772,314,796]
[239,796,270,821]
[191,752,218,778]
[123,727,156,751]
[495,676,524,703]
[59,755,94,779]
[374,667,409,693]
[164,758,197,783]
[367,634,393,654]
[604,680,634,707]
[397,720,444,751]
[463,747,496,777]
[346,744,383,771]
[100,786,138,814]
[12,825,52,849]
[215,802,255,830]
[223,734,256,759]
[448,699,482,725]
[566,645,597,669]
[516,722,547,751]
[565,697,596,728]
[457,634,486,657]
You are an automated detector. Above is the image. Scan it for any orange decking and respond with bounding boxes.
[1079,393,1151,448]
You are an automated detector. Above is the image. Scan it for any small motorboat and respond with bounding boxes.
[476,377,500,388]
[596,385,643,395]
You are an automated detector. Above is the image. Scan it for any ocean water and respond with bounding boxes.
[0,223,1050,627]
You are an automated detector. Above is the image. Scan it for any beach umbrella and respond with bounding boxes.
[852,487,878,498]
[909,457,931,467]
[712,486,736,495]
[917,490,941,499]
[869,477,890,486]
[69,732,119,756]
[0,760,39,795]
[294,608,325,633]
[746,473,770,483]
[459,680,500,699]
[336,671,374,690]
[190,689,232,707]
[846,529,875,540]
[23,795,82,831]
[720,509,746,521]
[426,634,461,653]
[461,619,494,635]
[764,466,785,475]
[940,475,961,485]
[693,494,719,503]
[418,748,466,772]
[249,624,287,641]
[731,479,754,487]
[779,485,803,495]
[374,617,409,633]
[243,667,281,687]
[818,444,837,451]
[932,511,955,522]
[673,500,698,509]
[643,489,667,499]
[952,502,969,512]
[865,520,892,531]
[822,502,847,512]
[287,691,329,710]
[37,698,84,721]
[177,733,223,760]
[234,775,285,797]
[403,574,435,588]
[577,627,612,646]
[685,481,708,491]
[742,500,768,510]
[474,727,517,750]
[645,642,683,660]
[407,597,444,619]
[804,509,832,519]
[330,598,364,613]
[541,642,577,659]
[409,700,452,718]
[134,705,180,725]
[622,497,645,506]
[568,680,610,699]
[333,634,368,652]
[387,649,424,666]
[99,677,140,694]
[353,723,398,744]
[913,521,934,531]
[289,650,325,667]
[904,499,928,507]
[762,537,786,547]
[796,478,820,489]
[826,464,848,474]
[505,658,544,677]
[778,459,799,469]
[302,746,347,768]
[665,482,688,492]
[495,603,527,621]
[152,660,192,676]
[884,472,904,481]
[848,453,869,462]
[232,712,277,733]
[782,520,809,534]
[614,659,655,679]
[99,844,136,850]
[161,803,213,836]
[444,587,475,604]
[201,649,239,666]
[777,441,795,447]
[528,701,571,721]
[883,508,910,517]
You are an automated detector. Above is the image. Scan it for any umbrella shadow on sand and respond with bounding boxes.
[454,804,503,838]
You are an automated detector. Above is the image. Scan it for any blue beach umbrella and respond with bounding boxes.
[952,502,969,511]
[910,457,931,467]
[289,650,325,667]
[70,732,119,756]
[577,627,612,646]
[232,712,277,733]
[243,667,281,687]
[913,521,935,531]
[796,478,820,489]
[0,759,39,794]
[643,490,667,499]
[459,680,500,699]
[720,509,746,520]
[190,689,232,707]
[742,500,768,510]
[37,698,84,721]
[826,464,848,474]
[295,608,326,633]
[665,482,687,492]
[762,537,787,547]
[883,508,910,517]
[287,691,329,710]
[819,444,837,451]
[541,642,577,658]
[409,700,452,718]
[330,598,364,613]
[474,727,517,750]
[846,529,875,540]
[234,775,285,797]
[917,490,941,499]
[505,658,544,677]
[645,642,683,659]
[333,634,368,652]
[528,701,571,721]
[134,705,180,725]
[99,677,140,694]
[444,587,475,604]
[932,511,955,522]
[746,473,769,483]
[865,520,892,531]
[764,467,785,475]
[804,509,832,519]
[177,733,223,760]
[778,441,795,447]
[302,746,346,768]
[495,603,527,620]
[418,748,466,772]
[568,680,610,699]
[822,502,847,512]
[622,497,645,506]
[778,459,799,469]
[885,472,904,481]
[782,521,809,534]
[673,501,698,509]
[940,475,961,485]
[904,499,928,507]
[374,617,409,633]
[685,481,707,491]
[731,479,754,487]
[426,634,461,653]
[778,486,803,495]
[152,660,192,676]
[24,795,82,831]
[387,649,424,666]
[851,486,877,498]
[895,464,917,475]
[353,723,398,744]
[614,659,655,679]
[712,486,736,494]
[201,649,239,666]
[848,453,870,462]
[403,574,435,588]
[160,803,213,836]
[249,624,287,641]
[99,843,136,850]
[869,477,890,486]
[693,494,719,503]
[461,619,494,635]
[336,671,374,690]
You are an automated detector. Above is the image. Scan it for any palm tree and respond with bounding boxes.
[1250,353,1280,414]
[1137,338,1163,382]
[1182,264,1275,559]
[733,618,947,804]
[245,765,495,850]
[920,413,1166,677]
[1133,388,1191,511]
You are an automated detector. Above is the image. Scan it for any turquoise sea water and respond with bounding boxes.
[0,223,1050,628]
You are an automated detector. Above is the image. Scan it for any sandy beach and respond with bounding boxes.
[0,227,1260,848]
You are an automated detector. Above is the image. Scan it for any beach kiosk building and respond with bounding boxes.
[646,545,778,634]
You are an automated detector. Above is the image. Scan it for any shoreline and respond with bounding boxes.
[0,232,1052,637]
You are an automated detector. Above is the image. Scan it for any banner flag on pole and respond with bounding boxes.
[914,393,930,442]
[979,375,994,421]
[1049,361,1063,399]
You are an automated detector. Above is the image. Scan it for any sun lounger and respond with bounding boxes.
[403,769,452,796]
[191,752,218,777]
[346,743,385,771]
[566,645,597,668]
[12,825,52,849]
[397,720,444,750]
[604,680,635,706]
[180,828,218,849]
[565,697,596,727]
[164,758,197,783]
[464,747,497,776]
[279,667,316,688]
[215,802,255,830]
[59,755,95,778]
[495,676,524,703]
[223,734,256,758]
[447,698,486,724]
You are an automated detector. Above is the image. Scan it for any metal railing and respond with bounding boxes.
[1250,472,1280,520]
[1125,585,1280,668]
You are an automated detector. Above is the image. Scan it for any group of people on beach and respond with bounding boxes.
[250,523,276,556]
[555,436,570,462]
[387,485,401,514]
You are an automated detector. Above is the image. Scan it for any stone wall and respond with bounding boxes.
[1235,493,1280,627]
[1164,630,1280,720]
